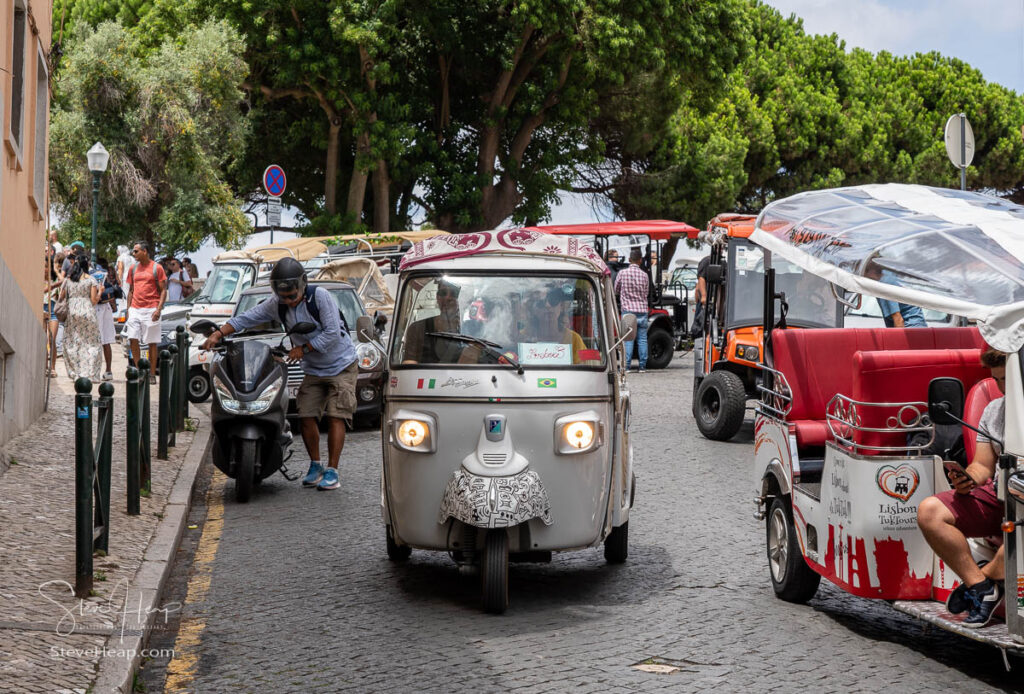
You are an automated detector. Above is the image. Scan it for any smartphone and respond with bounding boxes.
[943,461,972,486]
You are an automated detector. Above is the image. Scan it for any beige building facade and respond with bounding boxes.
[0,0,50,447]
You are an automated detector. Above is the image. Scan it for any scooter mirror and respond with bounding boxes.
[289,321,317,336]
[190,319,218,336]
[928,377,965,426]
[356,315,373,343]
[620,313,637,342]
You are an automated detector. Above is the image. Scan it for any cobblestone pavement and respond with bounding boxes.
[142,354,1024,693]
[0,348,195,694]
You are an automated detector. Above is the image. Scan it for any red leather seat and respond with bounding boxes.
[964,378,1002,461]
[770,327,986,451]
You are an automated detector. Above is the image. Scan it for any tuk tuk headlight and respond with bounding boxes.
[356,343,381,370]
[554,411,603,455]
[391,410,437,453]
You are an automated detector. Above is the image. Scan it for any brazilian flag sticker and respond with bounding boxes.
[537,378,557,388]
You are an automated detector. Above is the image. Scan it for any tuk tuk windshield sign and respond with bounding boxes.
[392,274,605,368]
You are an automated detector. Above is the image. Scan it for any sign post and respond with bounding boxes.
[943,114,974,191]
[262,165,287,243]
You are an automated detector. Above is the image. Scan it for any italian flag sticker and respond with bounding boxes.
[417,378,436,389]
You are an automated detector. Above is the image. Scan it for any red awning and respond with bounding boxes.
[524,219,700,241]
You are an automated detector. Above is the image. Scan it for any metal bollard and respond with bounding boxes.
[94,382,114,554]
[139,357,151,492]
[74,378,94,598]
[125,366,141,515]
[168,343,180,441]
[176,325,189,425]
[158,349,172,460]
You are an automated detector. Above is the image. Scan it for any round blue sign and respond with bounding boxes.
[263,165,286,197]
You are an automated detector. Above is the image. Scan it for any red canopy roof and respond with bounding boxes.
[524,220,700,241]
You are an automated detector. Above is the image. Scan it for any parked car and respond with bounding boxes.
[191,281,386,427]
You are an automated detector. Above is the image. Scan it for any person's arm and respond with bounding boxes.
[153,269,168,320]
[952,439,997,494]
[180,269,192,290]
[90,281,100,306]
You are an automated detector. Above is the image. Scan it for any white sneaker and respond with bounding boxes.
[102,371,113,381]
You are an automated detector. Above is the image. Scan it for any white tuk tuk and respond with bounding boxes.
[361,229,636,613]
[751,184,1024,663]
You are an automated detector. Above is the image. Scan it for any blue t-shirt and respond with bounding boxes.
[877,270,927,328]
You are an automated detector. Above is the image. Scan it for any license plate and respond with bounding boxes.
[287,385,299,399]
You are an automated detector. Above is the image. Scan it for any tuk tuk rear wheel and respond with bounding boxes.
[234,440,256,504]
[481,530,509,614]
[604,521,628,564]
[766,498,820,603]
[695,370,746,441]
[386,526,411,561]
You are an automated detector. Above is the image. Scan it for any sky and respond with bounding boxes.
[192,0,1024,262]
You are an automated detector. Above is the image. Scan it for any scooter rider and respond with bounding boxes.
[202,257,358,491]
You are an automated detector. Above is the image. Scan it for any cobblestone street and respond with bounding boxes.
[141,354,1024,693]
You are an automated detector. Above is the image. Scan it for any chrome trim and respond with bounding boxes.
[757,364,792,418]
[387,396,613,404]
[825,393,934,454]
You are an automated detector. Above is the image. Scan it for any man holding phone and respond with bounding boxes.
[917,348,1007,628]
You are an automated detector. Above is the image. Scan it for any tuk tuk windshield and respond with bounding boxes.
[392,273,606,368]
[195,264,255,304]
[726,241,839,328]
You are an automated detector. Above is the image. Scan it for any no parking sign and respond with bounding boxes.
[263,165,286,197]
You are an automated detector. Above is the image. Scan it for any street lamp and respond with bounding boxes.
[86,142,109,262]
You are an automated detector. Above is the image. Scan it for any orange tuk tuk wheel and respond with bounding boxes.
[694,370,746,441]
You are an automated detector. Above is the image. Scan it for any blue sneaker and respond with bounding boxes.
[946,582,970,615]
[963,580,1004,628]
[301,461,323,487]
[317,467,340,491]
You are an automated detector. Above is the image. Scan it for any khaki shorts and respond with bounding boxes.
[296,362,358,421]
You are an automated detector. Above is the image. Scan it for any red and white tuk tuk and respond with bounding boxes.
[751,184,1024,664]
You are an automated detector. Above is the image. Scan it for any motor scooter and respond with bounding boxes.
[190,318,315,502]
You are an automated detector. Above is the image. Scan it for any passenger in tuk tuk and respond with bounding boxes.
[917,348,1007,627]
[519,285,591,365]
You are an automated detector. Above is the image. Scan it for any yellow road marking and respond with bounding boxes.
[164,469,228,692]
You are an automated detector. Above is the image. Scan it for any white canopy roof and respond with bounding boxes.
[751,184,1024,351]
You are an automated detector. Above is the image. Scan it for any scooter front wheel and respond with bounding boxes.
[481,529,509,614]
[234,439,256,503]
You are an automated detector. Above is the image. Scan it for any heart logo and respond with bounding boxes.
[876,465,920,503]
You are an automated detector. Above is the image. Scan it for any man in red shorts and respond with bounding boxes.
[917,348,1007,628]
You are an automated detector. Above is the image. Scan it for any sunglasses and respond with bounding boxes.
[278,291,301,301]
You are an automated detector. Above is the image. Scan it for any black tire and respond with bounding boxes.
[386,526,411,561]
[481,529,509,614]
[604,521,629,564]
[187,368,211,403]
[694,370,747,441]
[766,497,820,603]
[646,327,674,370]
[234,439,256,503]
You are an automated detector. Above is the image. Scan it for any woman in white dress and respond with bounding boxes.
[61,256,103,381]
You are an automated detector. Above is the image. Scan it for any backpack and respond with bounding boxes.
[128,261,160,284]
[277,285,349,335]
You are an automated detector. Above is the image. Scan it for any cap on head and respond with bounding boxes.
[270,257,307,298]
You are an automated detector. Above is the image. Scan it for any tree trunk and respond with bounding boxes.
[325,117,342,215]
[372,159,389,233]
[347,132,371,220]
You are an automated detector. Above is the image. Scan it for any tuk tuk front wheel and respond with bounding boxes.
[694,370,746,441]
[481,529,509,614]
[604,521,629,564]
[766,498,820,603]
[386,526,411,561]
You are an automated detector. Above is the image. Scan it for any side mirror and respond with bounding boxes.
[928,377,965,426]
[189,319,217,336]
[706,264,724,285]
[289,321,317,336]
[620,313,637,342]
[356,315,373,343]
[374,311,388,329]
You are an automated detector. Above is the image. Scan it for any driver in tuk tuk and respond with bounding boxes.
[401,279,467,364]
[917,348,1007,628]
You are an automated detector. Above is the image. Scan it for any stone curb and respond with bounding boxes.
[91,409,211,694]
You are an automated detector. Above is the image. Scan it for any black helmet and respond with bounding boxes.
[269,257,307,299]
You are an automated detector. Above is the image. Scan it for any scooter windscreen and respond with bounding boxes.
[225,340,277,393]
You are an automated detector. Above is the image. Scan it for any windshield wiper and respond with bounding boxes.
[426,331,524,374]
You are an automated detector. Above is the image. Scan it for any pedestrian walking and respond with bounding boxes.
[92,259,119,380]
[865,260,927,328]
[44,247,66,377]
[125,241,167,384]
[181,257,198,293]
[166,258,193,302]
[614,248,650,372]
[201,257,358,491]
[62,256,103,382]
[116,244,133,290]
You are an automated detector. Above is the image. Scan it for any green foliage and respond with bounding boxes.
[49,19,252,257]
